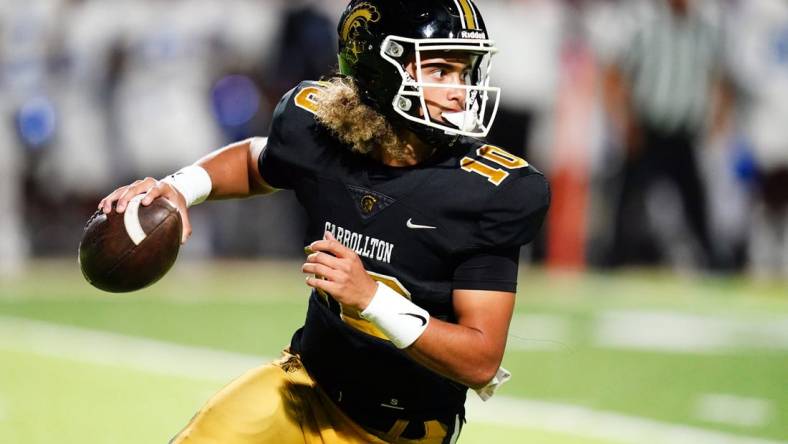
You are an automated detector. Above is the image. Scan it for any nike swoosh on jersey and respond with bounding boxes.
[399,312,428,326]
[406,218,437,230]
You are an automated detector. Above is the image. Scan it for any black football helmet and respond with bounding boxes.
[337,0,500,146]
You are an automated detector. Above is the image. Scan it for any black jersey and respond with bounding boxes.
[258,81,550,425]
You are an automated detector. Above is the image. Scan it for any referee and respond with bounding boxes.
[604,0,729,268]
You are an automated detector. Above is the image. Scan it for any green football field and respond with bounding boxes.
[0,260,786,444]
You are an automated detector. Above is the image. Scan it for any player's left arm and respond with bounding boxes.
[406,172,550,389]
[405,289,514,389]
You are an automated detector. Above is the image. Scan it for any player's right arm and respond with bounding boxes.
[98,137,275,243]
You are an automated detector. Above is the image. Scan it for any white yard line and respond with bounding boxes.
[0,315,266,381]
[694,394,775,429]
[594,310,788,354]
[0,315,784,444]
[466,397,785,444]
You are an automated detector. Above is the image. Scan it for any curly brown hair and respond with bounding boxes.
[313,77,409,161]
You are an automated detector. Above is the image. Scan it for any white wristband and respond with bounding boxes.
[360,282,430,349]
[161,165,212,207]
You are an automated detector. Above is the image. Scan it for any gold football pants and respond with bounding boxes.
[170,351,459,444]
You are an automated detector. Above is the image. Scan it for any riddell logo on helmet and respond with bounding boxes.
[461,30,487,39]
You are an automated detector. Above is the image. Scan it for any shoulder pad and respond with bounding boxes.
[271,81,329,127]
[258,81,332,189]
[476,170,550,249]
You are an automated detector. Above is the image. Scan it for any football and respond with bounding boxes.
[78,195,183,293]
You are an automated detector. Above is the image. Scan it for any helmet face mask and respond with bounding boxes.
[337,0,501,146]
[380,36,501,139]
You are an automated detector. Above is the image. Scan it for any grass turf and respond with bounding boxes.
[0,260,786,443]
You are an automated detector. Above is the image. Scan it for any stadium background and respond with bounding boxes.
[0,0,786,443]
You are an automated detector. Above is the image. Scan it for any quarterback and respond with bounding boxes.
[99,0,549,443]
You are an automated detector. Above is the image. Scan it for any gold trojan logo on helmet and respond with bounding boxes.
[340,2,381,64]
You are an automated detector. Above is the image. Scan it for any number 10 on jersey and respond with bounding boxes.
[461,145,528,186]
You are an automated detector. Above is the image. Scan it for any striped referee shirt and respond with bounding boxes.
[622,2,724,134]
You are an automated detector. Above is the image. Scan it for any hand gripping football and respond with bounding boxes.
[79,195,182,293]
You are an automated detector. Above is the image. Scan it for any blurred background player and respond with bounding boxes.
[0,0,65,273]
[727,0,788,279]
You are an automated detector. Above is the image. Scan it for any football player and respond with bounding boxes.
[98,1,550,443]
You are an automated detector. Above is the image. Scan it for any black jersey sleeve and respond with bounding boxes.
[478,172,551,250]
[452,247,520,292]
[450,171,549,293]
[258,81,329,190]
